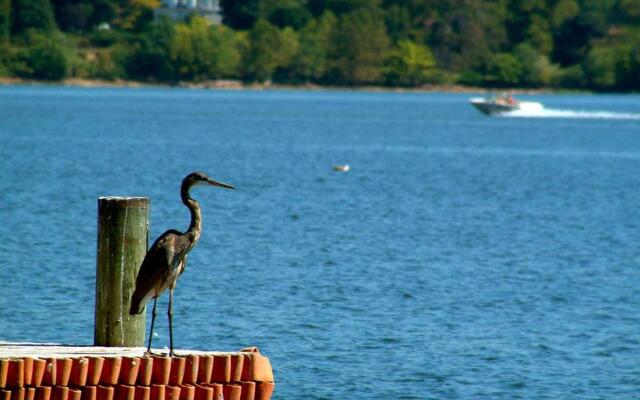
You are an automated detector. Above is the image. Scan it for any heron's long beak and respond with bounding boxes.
[206,177,236,190]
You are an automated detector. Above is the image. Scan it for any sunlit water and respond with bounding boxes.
[1,87,639,399]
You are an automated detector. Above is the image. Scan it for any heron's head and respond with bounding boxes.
[182,171,236,191]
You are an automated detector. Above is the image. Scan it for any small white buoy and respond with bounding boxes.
[333,164,350,172]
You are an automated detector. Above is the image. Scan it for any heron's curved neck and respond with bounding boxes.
[181,186,202,244]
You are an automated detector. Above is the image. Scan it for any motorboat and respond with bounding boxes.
[469,93,520,115]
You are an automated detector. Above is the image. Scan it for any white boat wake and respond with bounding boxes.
[502,102,640,120]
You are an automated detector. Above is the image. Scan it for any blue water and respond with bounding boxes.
[1,87,639,399]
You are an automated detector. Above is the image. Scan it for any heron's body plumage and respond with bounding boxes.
[129,229,191,315]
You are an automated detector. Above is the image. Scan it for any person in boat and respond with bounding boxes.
[495,93,506,105]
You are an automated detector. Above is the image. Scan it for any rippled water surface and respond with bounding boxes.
[1,87,639,399]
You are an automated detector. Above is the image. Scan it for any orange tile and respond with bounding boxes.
[254,382,274,400]
[67,388,81,400]
[115,385,135,400]
[135,358,152,387]
[80,386,96,400]
[229,356,243,383]
[192,384,212,400]
[0,389,9,400]
[24,388,35,400]
[203,384,222,400]
[133,385,149,400]
[118,358,140,386]
[168,358,185,386]
[99,358,121,386]
[210,357,230,383]
[0,361,7,389]
[41,360,56,387]
[95,385,113,400]
[182,356,198,385]
[178,384,194,400]
[150,384,165,400]
[35,386,51,400]
[222,384,241,400]
[86,358,104,387]
[239,382,255,400]
[240,356,250,382]
[30,360,46,388]
[70,359,88,387]
[10,388,25,400]
[22,359,33,387]
[51,386,68,400]
[151,357,171,386]
[3,359,24,389]
[246,355,273,383]
[55,359,72,387]
[196,357,212,385]
[165,386,180,400]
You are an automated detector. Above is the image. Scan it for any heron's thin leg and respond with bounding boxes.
[147,296,158,354]
[168,287,175,357]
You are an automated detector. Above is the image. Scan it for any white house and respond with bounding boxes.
[155,0,222,24]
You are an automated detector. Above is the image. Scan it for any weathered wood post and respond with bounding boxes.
[95,197,149,347]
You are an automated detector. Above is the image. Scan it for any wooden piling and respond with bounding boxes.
[94,197,149,347]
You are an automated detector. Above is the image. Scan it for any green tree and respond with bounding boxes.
[205,25,243,78]
[526,14,553,55]
[428,0,507,71]
[584,44,618,90]
[551,0,579,29]
[384,39,436,86]
[483,53,523,87]
[117,0,160,32]
[11,0,57,35]
[242,18,280,81]
[579,0,615,35]
[506,0,547,46]
[262,0,311,29]
[325,0,381,15]
[16,32,71,80]
[613,0,640,23]
[616,34,640,90]
[0,0,10,42]
[124,17,176,81]
[51,0,117,33]
[51,0,94,32]
[92,0,118,25]
[88,48,125,80]
[384,4,412,43]
[290,11,336,82]
[273,26,299,79]
[220,0,260,29]
[556,64,586,88]
[243,18,298,82]
[330,7,390,85]
[169,17,242,81]
[514,42,560,87]
[169,20,197,79]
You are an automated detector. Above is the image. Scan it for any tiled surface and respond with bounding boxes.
[0,347,274,400]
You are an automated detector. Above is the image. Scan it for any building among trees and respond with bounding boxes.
[155,0,221,24]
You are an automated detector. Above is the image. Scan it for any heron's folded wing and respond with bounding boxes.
[130,230,183,311]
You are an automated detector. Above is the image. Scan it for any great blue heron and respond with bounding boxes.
[129,172,236,356]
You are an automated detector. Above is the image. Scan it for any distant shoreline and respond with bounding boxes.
[0,77,558,94]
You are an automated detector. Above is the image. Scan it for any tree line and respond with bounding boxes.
[0,0,639,91]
